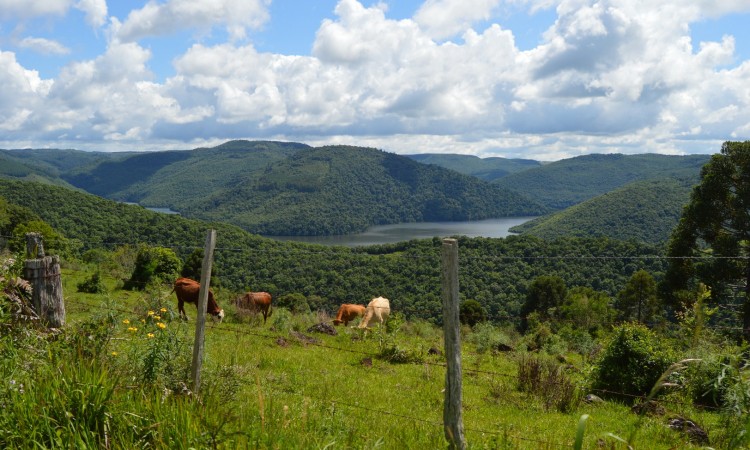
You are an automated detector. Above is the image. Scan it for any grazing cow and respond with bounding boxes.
[358,297,391,329]
[236,292,273,324]
[333,304,367,326]
[172,277,224,322]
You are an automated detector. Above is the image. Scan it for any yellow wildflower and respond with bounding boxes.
[147,310,155,316]
[127,327,138,332]
[157,322,167,329]
[147,333,155,338]
[154,315,161,320]
[160,307,167,313]
[122,319,130,324]
[111,352,118,356]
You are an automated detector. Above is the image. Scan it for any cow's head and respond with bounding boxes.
[214,309,225,322]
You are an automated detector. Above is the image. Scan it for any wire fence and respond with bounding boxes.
[64,293,733,445]
[4,232,747,448]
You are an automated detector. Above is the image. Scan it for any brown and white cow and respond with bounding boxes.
[358,297,391,329]
[172,277,224,322]
[332,303,367,326]
[236,291,273,324]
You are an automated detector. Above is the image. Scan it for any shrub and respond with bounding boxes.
[517,355,581,412]
[467,322,513,354]
[77,272,106,294]
[592,323,675,402]
[125,245,181,290]
[459,299,486,326]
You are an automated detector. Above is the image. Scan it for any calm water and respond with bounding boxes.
[267,217,536,247]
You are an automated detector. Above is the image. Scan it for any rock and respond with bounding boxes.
[307,322,337,336]
[668,416,709,445]
[584,394,605,404]
[428,346,443,356]
[631,400,665,416]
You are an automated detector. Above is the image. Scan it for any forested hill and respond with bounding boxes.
[494,153,710,210]
[510,178,696,244]
[177,145,548,235]
[0,178,666,323]
[3,141,545,236]
[64,140,309,207]
[405,153,541,181]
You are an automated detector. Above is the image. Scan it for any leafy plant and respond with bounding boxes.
[517,355,581,412]
[592,323,675,402]
[77,271,106,294]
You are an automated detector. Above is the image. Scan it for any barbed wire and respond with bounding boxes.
[65,297,735,415]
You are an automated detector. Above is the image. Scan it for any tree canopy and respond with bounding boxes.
[665,141,750,340]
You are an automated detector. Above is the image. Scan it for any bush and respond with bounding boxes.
[77,272,106,294]
[517,355,581,412]
[125,245,181,290]
[592,323,675,402]
[467,322,513,354]
[460,299,486,326]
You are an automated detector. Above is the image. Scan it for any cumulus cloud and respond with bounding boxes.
[414,0,500,40]
[75,0,107,29]
[17,37,70,55]
[113,0,271,43]
[2,0,750,158]
[0,0,71,19]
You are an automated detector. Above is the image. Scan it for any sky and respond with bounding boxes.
[1,0,749,160]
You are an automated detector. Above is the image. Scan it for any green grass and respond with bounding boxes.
[1,267,740,449]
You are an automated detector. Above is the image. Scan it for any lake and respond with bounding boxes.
[266,217,536,247]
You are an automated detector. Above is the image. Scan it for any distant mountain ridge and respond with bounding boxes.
[494,153,710,210]
[1,141,713,240]
[1,141,546,236]
[510,177,698,244]
[405,153,541,181]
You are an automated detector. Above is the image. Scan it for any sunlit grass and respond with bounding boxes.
[1,268,737,449]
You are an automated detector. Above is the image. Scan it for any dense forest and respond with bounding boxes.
[511,177,698,244]
[2,142,545,236]
[0,178,666,324]
[494,153,709,210]
[405,153,541,181]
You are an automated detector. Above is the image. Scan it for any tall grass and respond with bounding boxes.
[1,268,747,448]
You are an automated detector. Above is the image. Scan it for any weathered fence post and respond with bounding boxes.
[191,229,216,394]
[442,238,466,449]
[23,232,65,328]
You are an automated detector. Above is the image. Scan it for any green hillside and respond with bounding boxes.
[180,145,547,235]
[405,153,541,181]
[495,153,710,210]
[510,178,696,244]
[65,140,308,208]
[0,178,664,322]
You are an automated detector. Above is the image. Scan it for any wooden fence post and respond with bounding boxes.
[442,238,466,449]
[23,232,65,328]
[191,229,216,394]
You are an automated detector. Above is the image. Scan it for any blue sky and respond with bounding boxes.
[1,0,749,160]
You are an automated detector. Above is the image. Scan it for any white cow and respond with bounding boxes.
[358,297,391,329]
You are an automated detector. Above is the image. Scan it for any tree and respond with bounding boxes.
[560,286,615,334]
[459,299,487,326]
[521,275,567,330]
[125,245,181,290]
[617,270,660,324]
[665,141,750,341]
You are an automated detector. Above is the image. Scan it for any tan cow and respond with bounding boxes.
[358,297,391,329]
[333,304,367,326]
[236,292,273,324]
[172,277,224,322]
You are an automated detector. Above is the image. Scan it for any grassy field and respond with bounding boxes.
[0,266,740,449]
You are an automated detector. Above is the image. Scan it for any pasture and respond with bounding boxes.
[0,266,739,449]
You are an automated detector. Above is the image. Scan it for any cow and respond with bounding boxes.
[236,291,273,324]
[172,277,224,322]
[358,297,391,329]
[332,304,367,326]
